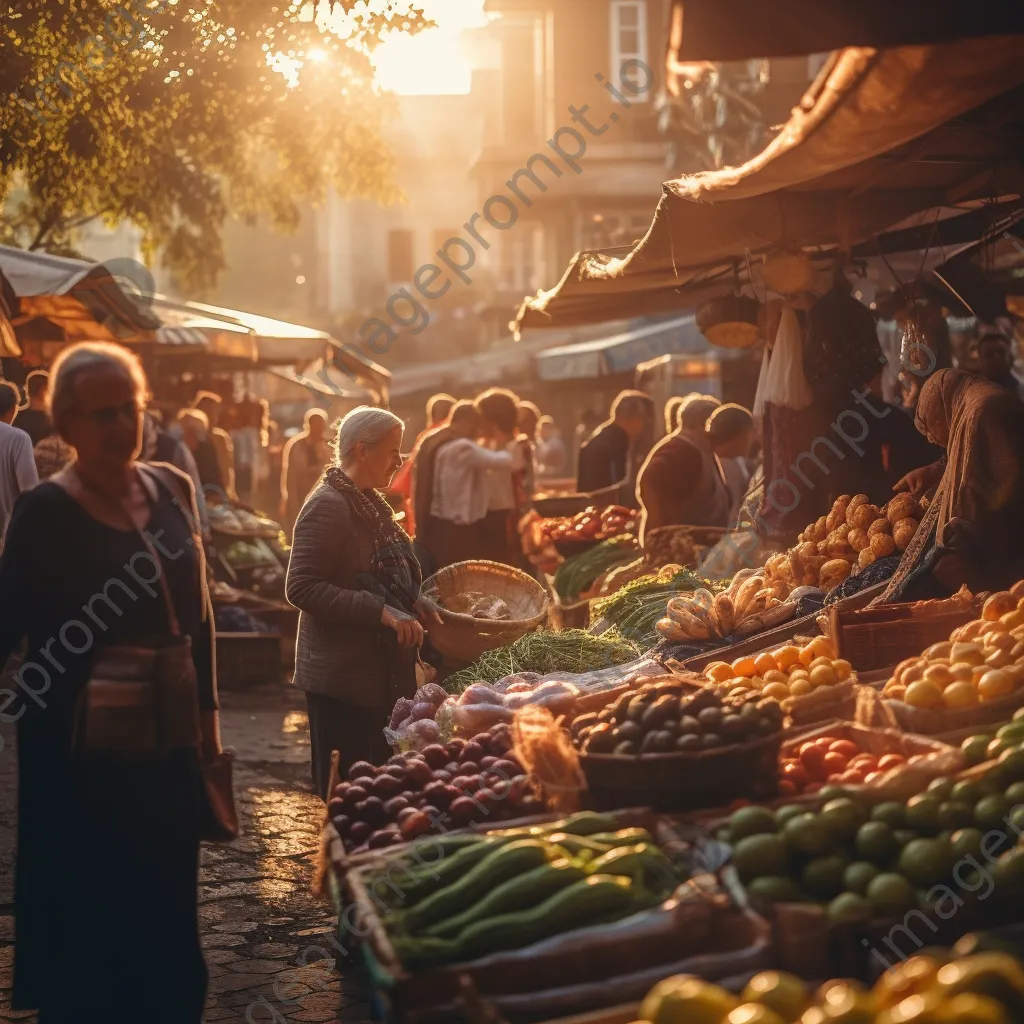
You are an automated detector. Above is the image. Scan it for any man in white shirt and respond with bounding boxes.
[429,401,522,568]
[0,380,40,549]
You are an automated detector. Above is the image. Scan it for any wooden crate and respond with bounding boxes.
[215,632,283,689]
[827,594,980,673]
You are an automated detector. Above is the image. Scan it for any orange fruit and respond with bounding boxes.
[789,679,813,697]
[705,661,733,683]
[1000,609,1024,631]
[924,641,953,660]
[901,660,928,684]
[985,648,1013,670]
[762,682,790,701]
[772,645,802,670]
[904,680,944,709]
[732,656,757,678]
[923,664,953,689]
[800,636,835,666]
[951,642,985,666]
[886,684,907,701]
[832,659,853,682]
[989,630,1017,652]
[949,662,975,682]
[763,669,788,685]
[809,664,838,688]
[942,682,978,709]
[754,652,779,676]
[983,591,1016,621]
[977,669,1014,702]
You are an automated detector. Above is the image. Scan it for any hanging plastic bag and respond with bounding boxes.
[759,302,812,411]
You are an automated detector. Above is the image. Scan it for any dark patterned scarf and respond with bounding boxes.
[324,467,422,616]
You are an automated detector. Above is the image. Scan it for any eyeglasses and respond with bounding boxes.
[70,401,142,427]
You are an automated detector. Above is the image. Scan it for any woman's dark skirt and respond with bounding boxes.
[306,693,391,799]
[17,722,207,1023]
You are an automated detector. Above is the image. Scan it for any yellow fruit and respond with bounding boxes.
[983,591,1017,621]
[949,662,975,682]
[729,678,752,690]
[980,621,1009,639]
[902,660,928,685]
[886,684,907,702]
[762,682,791,701]
[815,980,873,1021]
[904,680,944,709]
[733,656,757,678]
[706,661,733,683]
[789,679,813,697]
[833,659,853,682]
[1000,609,1024,631]
[640,974,738,1024]
[729,687,752,701]
[773,645,802,670]
[977,669,1014,702]
[726,1005,786,1024]
[873,955,942,1009]
[763,669,788,684]
[989,631,1017,652]
[923,664,953,689]
[754,652,779,676]
[800,636,836,665]
[951,643,985,667]
[788,668,810,682]
[959,620,985,641]
[933,993,1010,1024]
[943,682,979,709]
[924,641,953,660]
[1010,625,1024,640]
[742,971,809,1021]
[984,648,1013,670]
[809,664,838,688]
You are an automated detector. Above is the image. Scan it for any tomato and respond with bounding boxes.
[814,737,834,750]
[828,740,860,759]
[799,744,828,779]
[864,771,884,784]
[848,753,878,770]
[877,754,906,772]
[840,768,867,784]
[823,751,849,774]
[827,773,845,784]
[777,779,798,796]
[782,762,809,787]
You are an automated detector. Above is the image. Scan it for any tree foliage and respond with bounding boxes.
[0,0,430,292]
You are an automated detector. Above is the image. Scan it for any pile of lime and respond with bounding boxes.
[721,737,1024,925]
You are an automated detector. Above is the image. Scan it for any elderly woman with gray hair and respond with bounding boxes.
[286,405,429,796]
[0,342,220,1022]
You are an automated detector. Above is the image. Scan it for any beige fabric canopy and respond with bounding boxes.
[515,36,1024,334]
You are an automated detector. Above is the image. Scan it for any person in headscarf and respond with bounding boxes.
[886,369,1024,597]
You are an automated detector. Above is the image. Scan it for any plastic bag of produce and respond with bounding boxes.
[451,701,516,734]
[384,716,441,752]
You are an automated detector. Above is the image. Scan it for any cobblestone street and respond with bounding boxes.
[0,686,373,1023]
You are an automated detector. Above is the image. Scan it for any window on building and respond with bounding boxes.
[610,1,649,101]
[387,229,415,283]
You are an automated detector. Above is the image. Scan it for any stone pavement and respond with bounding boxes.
[0,686,375,1023]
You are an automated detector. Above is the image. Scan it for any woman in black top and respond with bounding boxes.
[0,343,220,1023]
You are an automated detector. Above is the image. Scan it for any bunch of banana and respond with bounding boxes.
[656,568,795,642]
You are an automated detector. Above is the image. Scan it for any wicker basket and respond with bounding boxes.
[580,728,783,812]
[420,561,548,662]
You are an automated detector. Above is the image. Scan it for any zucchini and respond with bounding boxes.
[587,828,655,846]
[489,811,618,839]
[400,839,557,934]
[586,844,679,895]
[375,835,513,906]
[423,859,587,939]
[448,874,636,963]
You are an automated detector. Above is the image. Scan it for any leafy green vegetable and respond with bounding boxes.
[442,629,639,693]
[553,536,638,603]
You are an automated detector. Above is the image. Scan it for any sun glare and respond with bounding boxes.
[372,0,488,95]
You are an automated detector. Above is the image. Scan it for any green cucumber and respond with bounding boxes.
[447,874,637,963]
[424,859,587,939]
[587,828,655,846]
[372,835,513,906]
[490,811,619,839]
[586,844,679,894]
[400,839,556,934]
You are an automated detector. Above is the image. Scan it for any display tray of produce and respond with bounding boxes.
[537,952,1024,1024]
[696,634,863,729]
[880,585,1024,733]
[336,809,769,1023]
[549,505,638,557]
[208,504,283,539]
[827,587,981,673]
[572,677,786,811]
[419,561,548,664]
[719,725,1024,980]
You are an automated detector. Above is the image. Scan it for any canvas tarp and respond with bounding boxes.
[665,0,1024,63]
[515,36,1024,333]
